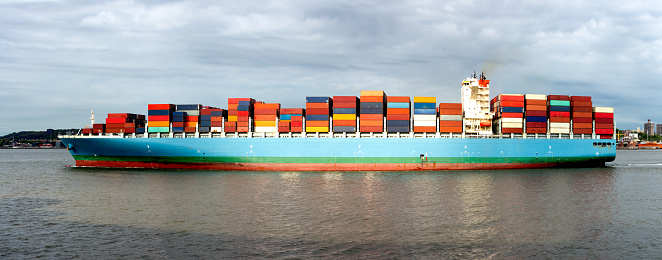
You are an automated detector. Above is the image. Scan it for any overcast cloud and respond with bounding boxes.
[1,0,661,135]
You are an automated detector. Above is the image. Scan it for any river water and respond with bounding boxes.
[1,149,661,259]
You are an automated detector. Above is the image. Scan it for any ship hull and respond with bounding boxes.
[61,137,616,171]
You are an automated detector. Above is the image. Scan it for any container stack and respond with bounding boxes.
[236,99,255,132]
[386,96,410,133]
[332,96,359,133]
[199,107,223,133]
[547,95,570,134]
[492,94,524,134]
[279,108,304,133]
[291,115,304,132]
[254,103,280,132]
[208,108,225,132]
[305,97,332,132]
[172,112,186,133]
[93,123,105,134]
[593,107,615,139]
[105,113,145,134]
[175,104,202,133]
[81,128,93,134]
[438,103,462,133]
[148,104,174,133]
[412,97,436,133]
[570,96,593,135]
[525,94,548,134]
[359,91,386,132]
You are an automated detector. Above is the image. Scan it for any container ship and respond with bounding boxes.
[59,73,616,171]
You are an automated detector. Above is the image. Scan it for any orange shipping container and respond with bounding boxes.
[360,114,383,120]
[413,126,436,133]
[387,96,410,102]
[501,101,525,107]
[439,126,462,133]
[306,103,330,109]
[254,115,277,121]
[525,100,547,106]
[573,123,593,128]
[253,109,278,115]
[333,120,356,126]
[525,105,547,111]
[386,108,410,115]
[306,120,329,127]
[359,126,383,132]
[237,121,249,127]
[360,96,384,102]
[573,112,592,118]
[291,116,304,121]
[438,103,462,109]
[253,103,280,109]
[228,104,238,110]
[549,117,571,123]
[439,120,462,127]
[439,109,462,115]
[360,120,383,127]
[148,104,172,110]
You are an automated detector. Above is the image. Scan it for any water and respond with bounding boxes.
[1,149,661,259]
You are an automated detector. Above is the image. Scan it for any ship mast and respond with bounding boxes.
[90,108,95,126]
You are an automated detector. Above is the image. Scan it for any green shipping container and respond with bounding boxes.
[148,127,170,133]
[549,100,570,106]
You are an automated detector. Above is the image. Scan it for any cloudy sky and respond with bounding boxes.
[1,0,661,135]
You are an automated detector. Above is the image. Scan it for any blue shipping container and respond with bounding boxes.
[148,110,170,116]
[387,102,410,108]
[200,115,212,121]
[386,120,409,126]
[172,127,184,133]
[237,105,250,112]
[210,111,224,117]
[413,108,436,115]
[526,116,547,122]
[549,106,570,112]
[333,108,357,114]
[199,126,210,132]
[360,108,384,114]
[360,102,384,109]
[200,121,211,127]
[387,126,410,132]
[333,126,357,132]
[176,104,201,110]
[413,103,436,109]
[238,101,252,106]
[307,115,329,121]
[500,107,525,113]
[306,97,330,103]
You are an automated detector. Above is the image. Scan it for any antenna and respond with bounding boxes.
[90,108,95,126]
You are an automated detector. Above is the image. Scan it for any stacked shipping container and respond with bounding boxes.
[305,97,331,132]
[359,91,385,132]
[279,108,304,132]
[438,103,462,133]
[105,113,146,134]
[571,96,593,135]
[148,104,174,133]
[207,108,225,132]
[386,96,410,133]
[175,104,202,133]
[332,96,358,133]
[525,94,548,134]
[594,107,615,139]
[413,97,437,133]
[547,95,570,134]
[254,103,280,132]
[492,94,524,134]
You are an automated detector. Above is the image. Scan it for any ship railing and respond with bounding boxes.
[65,132,604,140]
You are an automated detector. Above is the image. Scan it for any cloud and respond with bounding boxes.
[0,0,661,135]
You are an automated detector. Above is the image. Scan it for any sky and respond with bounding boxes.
[1,0,661,135]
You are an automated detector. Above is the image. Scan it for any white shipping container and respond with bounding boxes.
[502,122,524,128]
[499,117,524,123]
[550,122,570,128]
[525,94,547,100]
[176,109,200,116]
[550,128,571,134]
[439,115,462,121]
[254,126,278,132]
[413,120,436,127]
[592,107,614,113]
[210,127,223,132]
[413,114,436,121]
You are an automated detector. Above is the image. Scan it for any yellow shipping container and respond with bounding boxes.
[254,120,277,127]
[185,122,197,127]
[228,116,238,121]
[413,96,437,103]
[148,121,169,127]
[360,90,385,97]
[333,114,357,120]
[306,126,329,132]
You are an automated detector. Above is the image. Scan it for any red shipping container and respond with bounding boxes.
[225,126,236,132]
[527,122,547,128]
[228,98,253,104]
[225,121,237,127]
[387,114,410,121]
[360,120,383,127]
[124,128,136,133]
[387,96,410,102]
[281,108,304,114]
[237,117,249,123]
[185,116,198,122]
[183,127,194,133]
[290,126,303,132]
[571,101,593,107]
[527,127,547,134]
[93,129,103,134]
[106,118,128,124]
[306,108,330,115]
[501,101,524,107]
[278,121,290,127]
[600,135,613,139]
[333,120,356,126]
[439,120,462,127]
[105,128,123,133]
[148,115,170,121]
[360,96,384,102]
[549,111,570,117]
[526,100,547,106]
[291,116,304,122]
[502,128,523,134]
[573,112,592,118]
[106,123,125,129]
[227,110,238,116]
[439,126,462,133]
[570,96,591,102]
[237,127,250,132]
[387,108,410,115]
[438,109,462,115]
[333,96,358,102]
[525,105,547,111]
[501,112,524,118]
[413,126,436,133]
[596,123,614,129]
[254,115,277,121]
[148,104,172,110]
[595,128,613,134]
[595,118,614,124]
[237,121,249,127]
[549,117,570,123]
[124,123,135,128]
[333,102,358,108]
[254,109,278,115]
[499,95,525,102]
[254,103,280,110]
[82,129,93,134]
[211,121,222,127]
[571,106,592,112]
[108,113,132,118]
[307,120,329,127]
[278,126,290,132]
[211,117,224,122]
[594,113,614,119]
[525,111,546,117]
[360,114,383,120]
[360,126,383,132]
[291,121,303,127]
[200,110,211,116]
[438,103,462,109]
[572,117,593,123]
[237,111,250,117]
[547,95,570,101]
[573,128,593,134]
[574,123,592,128]
[306,103,329,109]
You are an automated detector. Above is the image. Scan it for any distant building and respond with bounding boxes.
[644,119,655,135]
[657,124,662,135]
